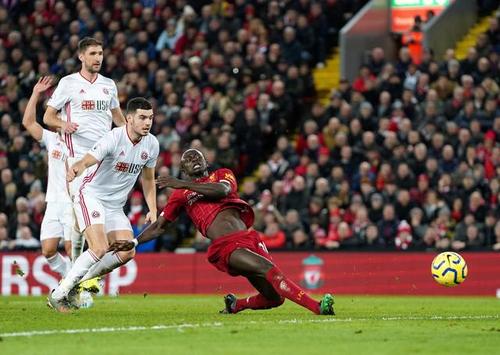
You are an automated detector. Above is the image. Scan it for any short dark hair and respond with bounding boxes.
[78,37,103,53]
[127,97,153,114]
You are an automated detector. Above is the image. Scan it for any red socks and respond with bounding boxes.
[265,265,320,315]
[234,294,284,313]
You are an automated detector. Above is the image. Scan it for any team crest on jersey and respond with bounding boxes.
[103,88,109,95]
[141,151,148,160]
[209,174,216,182]
[51,150,62,160]
[92,211,100,218]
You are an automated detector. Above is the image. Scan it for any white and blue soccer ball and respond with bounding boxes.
[431,251,468,287]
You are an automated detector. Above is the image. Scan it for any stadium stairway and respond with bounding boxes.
[455,11,496,60]
[313,48,341,106]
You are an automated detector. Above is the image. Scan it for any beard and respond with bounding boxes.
[85,63,101,73]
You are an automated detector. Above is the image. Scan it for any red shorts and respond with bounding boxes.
[207,230,272,276]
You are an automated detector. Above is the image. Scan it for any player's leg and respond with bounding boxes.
[80,230,135,283]
[228,248,334,315]
[40,206,71,279]
[49,195,108,309]
[64,240,72,258]
[67,162,86,263]
[223,275,284,314]
[41,238,69,279]
[70,225,85,263]
[80,210,135,283]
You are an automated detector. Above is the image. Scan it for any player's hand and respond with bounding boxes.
[145,211,157,224]
[67,164,80,182]
[156,176,185,189]
[33,76,53,94]
[62,121,79,134]
[108,240,136,252]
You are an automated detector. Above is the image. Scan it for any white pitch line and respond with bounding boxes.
[1,315,498,338]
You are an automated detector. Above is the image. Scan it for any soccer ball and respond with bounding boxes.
[431,252,468,287]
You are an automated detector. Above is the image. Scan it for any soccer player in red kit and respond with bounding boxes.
[109,149,334,315]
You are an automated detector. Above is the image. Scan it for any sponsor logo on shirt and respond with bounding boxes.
[92,211,100,218]
[115,162,143,174]
[81,100,110,111]
[186,191,203,206]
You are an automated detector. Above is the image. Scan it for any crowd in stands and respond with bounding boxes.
[0,0,499,253]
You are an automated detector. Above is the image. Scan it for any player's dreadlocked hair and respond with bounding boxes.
[78,37,103,53]
[126,97,153,114]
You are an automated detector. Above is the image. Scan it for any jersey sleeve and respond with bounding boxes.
[160,190,185,222]
[47,78,70,110]
[109,81,120,110]
[88,131,115,161]
[216,168,237,193]
[146,138,159,168]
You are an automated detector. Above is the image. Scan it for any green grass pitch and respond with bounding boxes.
[1,295,499,355]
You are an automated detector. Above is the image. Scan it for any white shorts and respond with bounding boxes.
[66,157,97,199]
[73,192,132,234]
[40,201,75,241]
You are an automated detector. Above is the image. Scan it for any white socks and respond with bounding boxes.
[46,253,70,278]
[80,252,125,283]
[71,227,85,263]
[52,250,100,299]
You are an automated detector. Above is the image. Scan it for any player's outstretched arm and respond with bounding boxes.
[22,77,53,141]
[156,176,230,199]
[142,167,157,223]
[108,215,170,252]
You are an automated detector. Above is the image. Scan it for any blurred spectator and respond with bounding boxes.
[259,221,286,250]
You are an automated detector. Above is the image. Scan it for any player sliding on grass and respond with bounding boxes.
[47,98,159,312]
[109,149,335,315]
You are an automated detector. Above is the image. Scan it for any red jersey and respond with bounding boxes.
[160,168,254,237]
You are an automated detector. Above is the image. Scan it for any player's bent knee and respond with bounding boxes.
[42,248,57,259]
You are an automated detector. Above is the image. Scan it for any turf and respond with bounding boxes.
[1,295,499,355]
